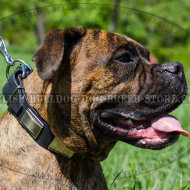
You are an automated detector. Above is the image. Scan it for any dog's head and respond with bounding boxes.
[32,27,188,161]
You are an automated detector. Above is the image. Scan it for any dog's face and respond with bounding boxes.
[32,27,188,161]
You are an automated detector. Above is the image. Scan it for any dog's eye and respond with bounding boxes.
[115,54,132,63]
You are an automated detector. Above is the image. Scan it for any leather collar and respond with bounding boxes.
[2,67,74,158]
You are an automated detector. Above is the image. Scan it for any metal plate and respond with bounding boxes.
[20,108,44,139]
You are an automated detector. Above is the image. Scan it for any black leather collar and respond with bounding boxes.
[2,67,74,158]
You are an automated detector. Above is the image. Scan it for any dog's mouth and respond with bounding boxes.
[97,111,189,149]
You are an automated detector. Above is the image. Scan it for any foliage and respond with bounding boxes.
[0,1,190,189]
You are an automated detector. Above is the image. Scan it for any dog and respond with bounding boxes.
[0,26,188,189]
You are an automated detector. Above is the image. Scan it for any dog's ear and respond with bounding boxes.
[32,27,86,80]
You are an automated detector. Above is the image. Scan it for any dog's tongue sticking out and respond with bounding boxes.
[151,115,189,137]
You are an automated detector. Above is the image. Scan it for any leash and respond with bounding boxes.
[0,36,74,158]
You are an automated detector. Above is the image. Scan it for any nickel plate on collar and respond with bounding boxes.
[20,108,44,139]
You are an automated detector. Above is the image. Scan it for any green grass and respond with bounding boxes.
[0,46,190,190]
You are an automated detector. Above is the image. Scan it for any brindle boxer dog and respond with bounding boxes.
[0,27,188,189]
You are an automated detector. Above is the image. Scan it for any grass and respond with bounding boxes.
[0,46,190,190]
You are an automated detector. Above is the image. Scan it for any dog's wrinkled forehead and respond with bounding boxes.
[83,29,150,60]
[113,32,150,59]
[78,29,151,69]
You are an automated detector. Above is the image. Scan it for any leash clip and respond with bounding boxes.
[0,36,14,66]
[0,36,32,79]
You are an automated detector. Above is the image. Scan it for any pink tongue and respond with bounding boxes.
[151,115,189,137]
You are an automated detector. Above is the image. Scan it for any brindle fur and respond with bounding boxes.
[0,27,187,189]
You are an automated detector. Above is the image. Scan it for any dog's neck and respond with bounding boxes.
[0,70,108,189]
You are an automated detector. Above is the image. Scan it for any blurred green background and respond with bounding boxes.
[0,1,190,189]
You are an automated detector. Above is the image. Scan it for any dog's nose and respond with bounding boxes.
[158,61,184,77]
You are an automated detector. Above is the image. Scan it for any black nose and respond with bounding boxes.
[158,61,184,77]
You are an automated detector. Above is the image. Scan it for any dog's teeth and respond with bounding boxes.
[137,125,145,129]
[139,139,146,144]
